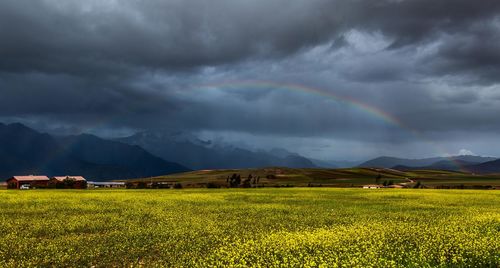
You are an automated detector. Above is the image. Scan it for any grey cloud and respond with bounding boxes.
[0,73,178,122]
[424,20,500,84]
[1,0,500,159]
[345,0,500,47]
[0,0,342,75]
[3,0,499,75]
[433,89,480,104]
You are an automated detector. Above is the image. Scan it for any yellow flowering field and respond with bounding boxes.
[0,189,498,267]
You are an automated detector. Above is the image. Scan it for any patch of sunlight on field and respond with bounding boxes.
[0,188,499,267]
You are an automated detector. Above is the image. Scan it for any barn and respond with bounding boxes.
[51,176,87,189]
[6,175,50,189]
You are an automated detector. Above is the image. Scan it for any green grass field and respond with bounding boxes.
[0,189,499,267]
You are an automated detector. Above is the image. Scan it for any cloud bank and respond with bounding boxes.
[1,0,500,159]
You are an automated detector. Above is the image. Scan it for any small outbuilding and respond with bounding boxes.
[50,176,87,189]
[7,175,50,189]
[87,181,126,188]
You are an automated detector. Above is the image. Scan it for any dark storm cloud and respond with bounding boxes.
[0,73,177,121]
[1,0,498,75]
[345,0,500,46]
[1,0,500,158]
[0,0,343,75]
[423,20,500,83]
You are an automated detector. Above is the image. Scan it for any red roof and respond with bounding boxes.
[10,175,50,182]
[52,176,86,181]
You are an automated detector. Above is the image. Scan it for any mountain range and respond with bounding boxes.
[359,155,497,169]
[0,123,189,180]
[360,155,500,173]
[116,131,316,170]
[2,122,500,181]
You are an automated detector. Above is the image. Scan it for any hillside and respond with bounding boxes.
[467,159,500,174]
[0,123,189,180]
[393,160,477,172]
[393,158,500,174]
[360,155,496,169]
[128,167,500,189]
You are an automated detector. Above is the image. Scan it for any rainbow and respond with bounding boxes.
[192,80,468,172]
[196,80,402,127]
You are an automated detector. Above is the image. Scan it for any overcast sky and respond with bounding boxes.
[1,0,500,160]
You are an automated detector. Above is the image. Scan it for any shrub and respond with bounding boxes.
[137,182,147,189]
[206,182,220,189]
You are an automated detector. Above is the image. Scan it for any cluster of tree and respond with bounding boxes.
[382,180,394,186]
[226,174,261,188]
[150,182,182,189]
[125,181,146,189]
[272,184,294,188]
[373,173,395,187]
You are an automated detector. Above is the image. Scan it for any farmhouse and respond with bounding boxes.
[7,175,50,189]
[51,176,87,189]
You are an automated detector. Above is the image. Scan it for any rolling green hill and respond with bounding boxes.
[127,167,500,189]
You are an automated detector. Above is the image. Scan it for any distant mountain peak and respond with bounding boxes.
[458,149,476,156]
